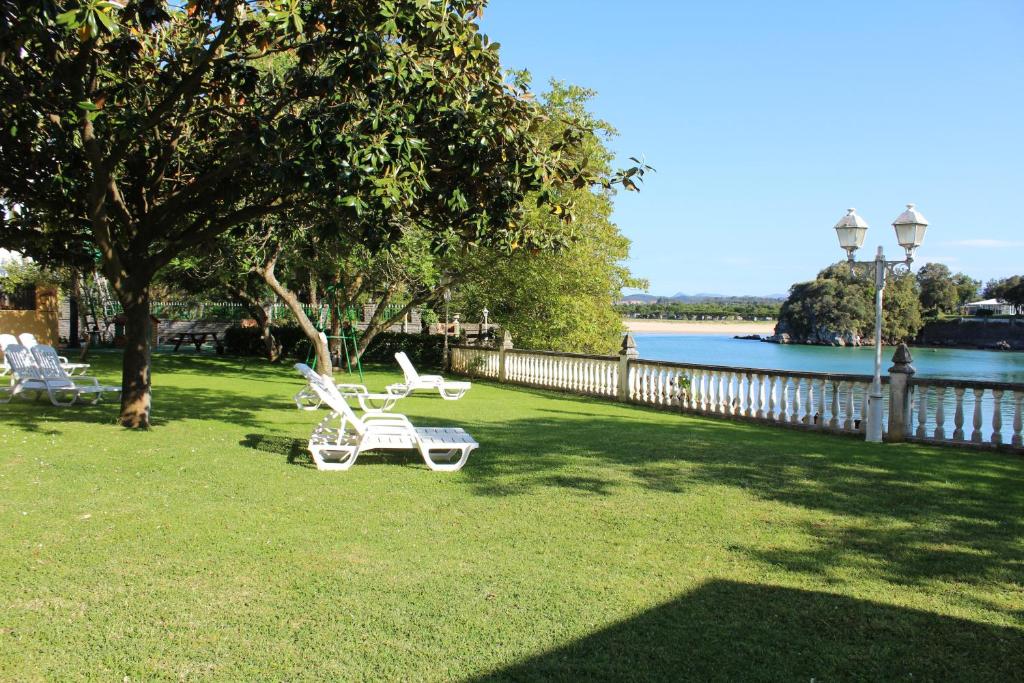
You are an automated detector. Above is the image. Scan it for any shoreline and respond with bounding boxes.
[625,319,777,335]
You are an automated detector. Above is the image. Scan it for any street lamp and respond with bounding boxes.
[833,204,929,443]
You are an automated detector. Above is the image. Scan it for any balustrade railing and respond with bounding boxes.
[503,349,618,398]
[908,379,1023,448]
[629,359,876,434]
[448,343,1023,453]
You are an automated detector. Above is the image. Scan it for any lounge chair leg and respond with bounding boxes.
[419,445,475,472]
[308,445,359,471]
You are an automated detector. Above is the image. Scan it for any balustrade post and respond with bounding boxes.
[617,334,638,402]
[497,330,513,383]
[886,344,916,443]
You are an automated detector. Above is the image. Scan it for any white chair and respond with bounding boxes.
[18,333,90,375]
[0,343,116,406]
[0,333,17,376]
[295,363,478,472]
[294,378,403,413]
[390,351,471,400]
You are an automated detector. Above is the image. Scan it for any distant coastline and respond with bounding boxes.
[624,319,777,335]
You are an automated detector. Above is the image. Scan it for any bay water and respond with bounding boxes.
[633,334,1024,384]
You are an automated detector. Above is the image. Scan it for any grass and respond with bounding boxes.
[1,351,1022,681]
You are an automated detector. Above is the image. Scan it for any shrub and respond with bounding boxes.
[359,332,444,370]
[223,326,445,369]
[223,324,307,359]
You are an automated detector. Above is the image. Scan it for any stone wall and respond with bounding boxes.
[916,319,1024,351]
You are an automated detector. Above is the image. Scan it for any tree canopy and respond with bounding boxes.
[776,263,923,344]
[0,1,647,426]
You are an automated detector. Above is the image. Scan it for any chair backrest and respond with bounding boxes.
[3,344,42,380]
[31,345,71,380]
[0,333,18,351]
[294,363,366,435]
[394,351,419,382]
[18,332,38,349]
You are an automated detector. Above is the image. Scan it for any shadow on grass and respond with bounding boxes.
[239,433,429,469]
[454,384,1024,592]
[471,579,1024,682]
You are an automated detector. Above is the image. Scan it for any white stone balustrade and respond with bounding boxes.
[448,342,1024,453]
[909,379,1023,449]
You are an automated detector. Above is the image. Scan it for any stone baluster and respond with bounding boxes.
[766,376,776,420]
[843,383,855,431]
[803,380,814,426]
[791,378,802,425]
[952,387,965,441]
[816,379,827,428]
[829,381,840,429]
[1013,390,1023,448]
[729,370,737,413]
[991,389,1004,445]
[971,387,984,443]
[859,386,869,433]
[916,385,928,439]
[933,388,946,440]
[749,374,757,417]
[755,374,766,419]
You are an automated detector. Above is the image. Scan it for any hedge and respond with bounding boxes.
[223,325,445,370]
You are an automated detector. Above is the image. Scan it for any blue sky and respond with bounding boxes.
[480,1,1024,296]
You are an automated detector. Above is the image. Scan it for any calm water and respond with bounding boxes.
[633,334,1024,384]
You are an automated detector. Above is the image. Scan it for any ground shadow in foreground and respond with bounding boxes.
[471,579,1023,682]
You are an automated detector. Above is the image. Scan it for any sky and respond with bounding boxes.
[480,1,1024,297]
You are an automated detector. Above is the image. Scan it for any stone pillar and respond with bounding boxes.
[886,343,916,442]
[497,330,513,383]
[617,333,638,402]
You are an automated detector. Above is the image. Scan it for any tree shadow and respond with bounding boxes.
[471,579,1024,682]
[452,393,1024,593]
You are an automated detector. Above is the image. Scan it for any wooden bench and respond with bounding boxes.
[158,321,232,352]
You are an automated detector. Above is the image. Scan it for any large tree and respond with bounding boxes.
[777,263,923,344]
[0,1,645,427]
[916,262,958,316]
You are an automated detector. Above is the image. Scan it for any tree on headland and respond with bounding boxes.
[0,2,649,427]
[776,263,922,344]
[982,275,1024,301]
[916,263,959,316]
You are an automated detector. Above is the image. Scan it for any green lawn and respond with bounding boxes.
[1,352,1022,681]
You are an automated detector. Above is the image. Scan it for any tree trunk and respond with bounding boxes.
[254,249,332,375]
[119,290,153,428]
[230,282,281,362]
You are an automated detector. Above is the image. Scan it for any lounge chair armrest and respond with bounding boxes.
[386,383,411,397]
[354,393,401,413]
[363,413,415,429]
[335,383,370,395]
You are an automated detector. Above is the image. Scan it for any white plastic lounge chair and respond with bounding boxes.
[294,378,403,413]
[18,333,90,375]
[0,333,17,376]
[1,344,118,406]
[390,351,471,400]
[295,363,478,471]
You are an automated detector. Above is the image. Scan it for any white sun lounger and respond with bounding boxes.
[18,333,90,375]
[294,378,403,413]
[0,333,16,376]
[1,344,119,406]
[295,363,478,471]
[389,351,471,400]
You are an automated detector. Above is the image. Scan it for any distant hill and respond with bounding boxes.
[619,292,786,305]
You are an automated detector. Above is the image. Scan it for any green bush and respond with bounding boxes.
[223,324,308,358]
[223,326,444,369]
[359,332,444,370]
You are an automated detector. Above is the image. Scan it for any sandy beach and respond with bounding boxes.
[624,319,778,335]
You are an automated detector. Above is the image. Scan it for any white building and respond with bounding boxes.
[962,299,1021,316]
